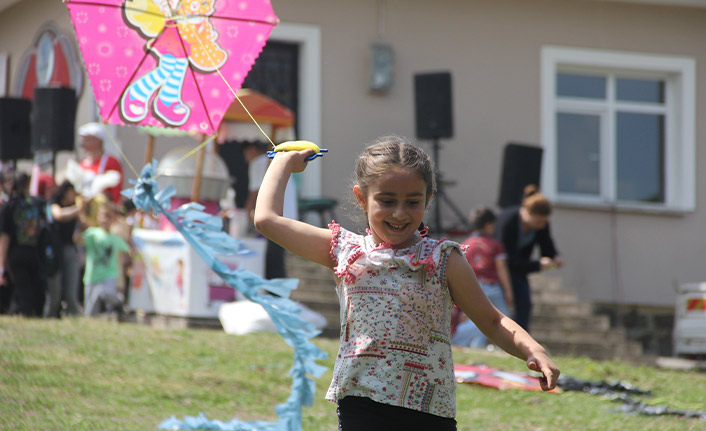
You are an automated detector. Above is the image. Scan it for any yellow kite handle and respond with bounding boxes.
[267,140,328,161]
[272,140,321,153]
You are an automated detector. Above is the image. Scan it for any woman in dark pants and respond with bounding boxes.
[495,185,563,332]
[0,173,48,316]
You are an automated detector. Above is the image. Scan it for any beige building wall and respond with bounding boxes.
[272,0,706,308]
[1,0,705,308]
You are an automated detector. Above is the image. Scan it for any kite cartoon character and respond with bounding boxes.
[120,0,227,126]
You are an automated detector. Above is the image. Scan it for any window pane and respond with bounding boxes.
[617,78,665,103]
[557,113,601,195]
[557,73,606,99]
[616,112,665,203]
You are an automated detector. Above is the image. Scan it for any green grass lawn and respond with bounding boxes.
[1,316,704,431]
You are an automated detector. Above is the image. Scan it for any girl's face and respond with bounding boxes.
[354,167,430,249]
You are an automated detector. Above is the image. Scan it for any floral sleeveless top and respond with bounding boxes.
[325,222,462,418]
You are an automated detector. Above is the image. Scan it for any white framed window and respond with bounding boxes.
[541,46,695,212]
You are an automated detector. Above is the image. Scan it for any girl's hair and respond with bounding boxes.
[52,180,76,204]
[354,135,436,198]
[469,205,496,232]
[521,184,551,216]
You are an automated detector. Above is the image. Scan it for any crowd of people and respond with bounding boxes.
[0,122,132,319]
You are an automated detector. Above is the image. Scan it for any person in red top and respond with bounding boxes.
[78,123,123,204]
[451,205,514,348]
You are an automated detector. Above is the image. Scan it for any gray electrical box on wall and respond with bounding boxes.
[370,43,394,93]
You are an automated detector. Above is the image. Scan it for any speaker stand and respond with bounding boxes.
[429,137,470,234]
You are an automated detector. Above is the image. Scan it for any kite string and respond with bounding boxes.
[96,124,214,183]
[99,124,140,179]
[151,135,214,180]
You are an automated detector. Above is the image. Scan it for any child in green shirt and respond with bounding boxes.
[81,201,130,316]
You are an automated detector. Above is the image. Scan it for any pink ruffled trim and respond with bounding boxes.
[371,241,392,251]
[329,221,366,283]
[411,243,435,277]
[331,227,462,284]
[340,250,365,283]
[328,221,341,267]
[401,238,458,278]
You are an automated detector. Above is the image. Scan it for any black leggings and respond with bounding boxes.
[337,396,457,431]
[265,239,286,280]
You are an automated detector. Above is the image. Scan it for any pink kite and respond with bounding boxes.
[455,364,561,393]
[65,0,278,135]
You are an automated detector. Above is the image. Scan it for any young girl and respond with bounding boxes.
[451,205,514,349]
[254,136,559,430]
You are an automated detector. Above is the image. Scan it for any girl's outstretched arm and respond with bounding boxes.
[446,250,559,391]
[254,150,335,269]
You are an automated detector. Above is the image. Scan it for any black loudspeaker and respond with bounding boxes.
[414,72,453,139]
[498,143,543,208]
[32,87,77,152]
[0,97,32,162]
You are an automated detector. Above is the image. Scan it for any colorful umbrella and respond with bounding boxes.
[65,0,278,135]
[224,88,294,127]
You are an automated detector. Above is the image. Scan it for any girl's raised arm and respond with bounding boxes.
[254,150,336,269]
[446,250,559,391]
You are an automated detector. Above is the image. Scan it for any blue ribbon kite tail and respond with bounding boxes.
[123,161,328,431]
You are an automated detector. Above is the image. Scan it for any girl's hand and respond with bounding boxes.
[272,149,316,173]
[527,351,560,391]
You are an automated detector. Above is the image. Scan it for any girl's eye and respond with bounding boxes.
[408,200,420,207]
[380,199,394,206]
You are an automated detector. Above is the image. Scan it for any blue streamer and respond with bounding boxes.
[123,161,328,431]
